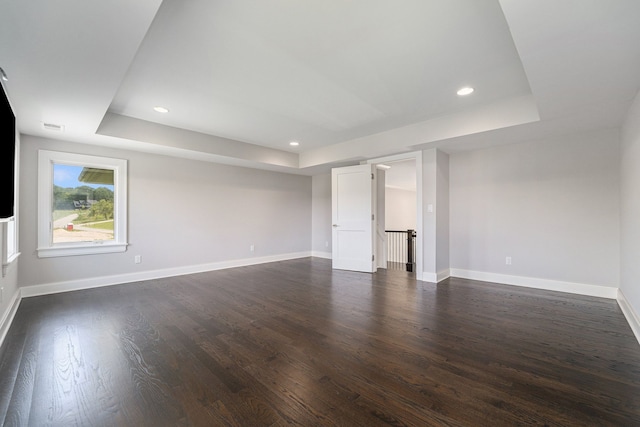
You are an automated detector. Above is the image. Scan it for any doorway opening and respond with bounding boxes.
[379,158,417,276]
[330,151,422,280]
[367,151,422,280]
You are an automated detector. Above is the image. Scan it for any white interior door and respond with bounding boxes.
[332,164,375,272]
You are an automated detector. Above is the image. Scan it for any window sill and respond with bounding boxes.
[37,243,128,258]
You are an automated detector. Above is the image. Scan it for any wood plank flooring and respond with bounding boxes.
[1,257,639,426]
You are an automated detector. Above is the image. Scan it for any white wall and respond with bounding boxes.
[450,128,620,292]
[18,135,311,289]
[620,90,640,332]
[435,150,450,277]
[0,249,19,342]
[0,132,20,344]
[385,187,416,230]
[311,173,331,257]
[420,148,450,282]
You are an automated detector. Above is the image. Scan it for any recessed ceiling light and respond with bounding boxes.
[153,106,169,113]
[457,87,474,96]
[289,141,300,146]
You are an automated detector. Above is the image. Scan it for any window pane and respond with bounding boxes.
[52,164,115,244]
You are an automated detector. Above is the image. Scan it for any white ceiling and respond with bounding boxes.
[1,0,639,175]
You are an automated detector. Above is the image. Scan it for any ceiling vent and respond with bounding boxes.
[42,122,65,132]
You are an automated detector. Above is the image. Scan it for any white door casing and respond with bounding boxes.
[376,168,386,269]
[331,164,375,272]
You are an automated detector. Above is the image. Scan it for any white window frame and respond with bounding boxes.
[37,150,128,258]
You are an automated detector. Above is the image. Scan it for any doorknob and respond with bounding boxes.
[332,224,339,227]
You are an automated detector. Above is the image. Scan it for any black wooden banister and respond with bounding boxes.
[385,229,416,272]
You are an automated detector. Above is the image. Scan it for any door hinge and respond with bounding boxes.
[372,254,375,261]
[372,214,374,220]
[371,173,374,180]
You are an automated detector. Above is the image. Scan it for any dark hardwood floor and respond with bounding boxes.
[1,258,639,426]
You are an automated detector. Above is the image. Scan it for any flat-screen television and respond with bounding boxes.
[0,80,16,220]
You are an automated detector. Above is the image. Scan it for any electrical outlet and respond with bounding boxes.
[134,255,142,264]
[250,244,255,252]
[506,256,512,265]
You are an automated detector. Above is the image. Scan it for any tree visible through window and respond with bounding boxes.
[52,164,115,243]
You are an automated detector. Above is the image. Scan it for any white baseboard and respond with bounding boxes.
[422,269,451,283]
[21,251,312,298]
[617,289,640,345]
[422,272,437,283]
[449,269,618,299]
[0,288,22,349]
[437,269,451,283]
[311,251,332,259]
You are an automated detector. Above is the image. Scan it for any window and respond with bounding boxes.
[38,150,128,257]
